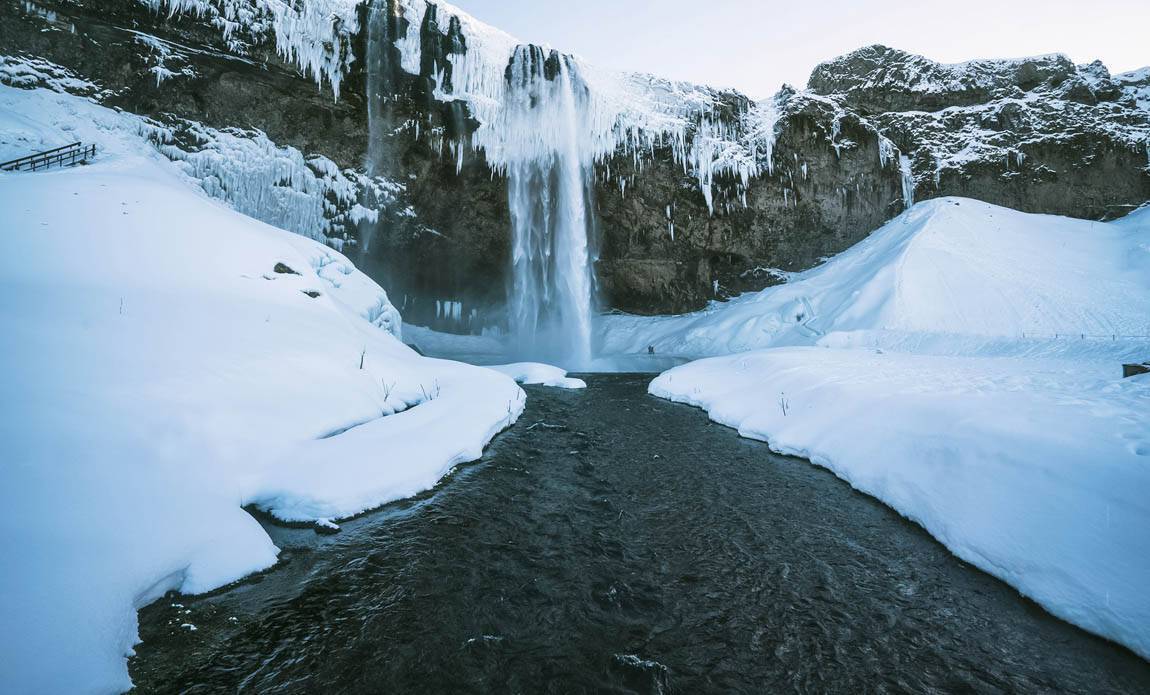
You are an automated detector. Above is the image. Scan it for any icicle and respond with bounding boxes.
[878,136,896,169]
[899,153,916,209]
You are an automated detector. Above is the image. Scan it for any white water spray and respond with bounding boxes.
[503,46,596,368]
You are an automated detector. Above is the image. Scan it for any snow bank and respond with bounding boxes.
[642,196,1150,658]
[0,89,522,693]
[487,363,587,390]
[651,350,1150,660]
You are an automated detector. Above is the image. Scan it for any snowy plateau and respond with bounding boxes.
[0,0,1149,692]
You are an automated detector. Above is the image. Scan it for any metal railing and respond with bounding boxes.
[1,142,97,172]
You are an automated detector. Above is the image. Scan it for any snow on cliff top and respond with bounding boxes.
[1116,66,1150,112]
[808,44,1077,98]
[0,84,524,694]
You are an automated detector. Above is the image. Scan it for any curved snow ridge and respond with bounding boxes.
[252,358,525,522]
[601,197,1150,357]
[650,349,1150,660]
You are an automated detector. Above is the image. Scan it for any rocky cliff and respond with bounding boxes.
[2,0,1148,327]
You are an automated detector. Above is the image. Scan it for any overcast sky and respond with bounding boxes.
[450,0,1150,98]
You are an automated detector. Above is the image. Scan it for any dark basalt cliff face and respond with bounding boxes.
[3,2,1148,326]
[812,45,1150,222]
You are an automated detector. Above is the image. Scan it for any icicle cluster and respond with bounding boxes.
[385,0,782,216]
[141,0,360,98]
[876,134,916,210]
[148,121,400,242]
[898,154,916,209]
[144,0,790,212]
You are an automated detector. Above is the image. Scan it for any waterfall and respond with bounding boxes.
[361,0,396,263]
[502,46,597,369]
[362,1,786,368]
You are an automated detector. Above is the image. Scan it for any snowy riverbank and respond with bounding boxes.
[652,349,1150,659]
[639,198,1150,659]
[0,85,524,693]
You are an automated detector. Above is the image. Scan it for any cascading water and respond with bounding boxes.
[360,1,783,368]
[360,0,394,264]
[502,46,597,369]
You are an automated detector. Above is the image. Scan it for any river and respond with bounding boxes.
[129,375,1150,693]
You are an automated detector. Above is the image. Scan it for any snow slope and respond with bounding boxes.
[603,198,1150,358]
[644,198,1150,659]
[0,85,523,694]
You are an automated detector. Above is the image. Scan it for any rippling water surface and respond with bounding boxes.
[131,375,1150,693]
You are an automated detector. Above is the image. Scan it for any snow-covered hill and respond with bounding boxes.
[603,198,1150,358]
[0,84,524,694]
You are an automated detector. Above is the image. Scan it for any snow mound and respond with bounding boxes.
[0,89,523,693]
[603,198,1150,358]
[488,363,587,390]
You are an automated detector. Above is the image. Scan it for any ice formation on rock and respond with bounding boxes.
[899,153,916,208]
[143,0,360,97]
[352,0,789,364]
[150,121,396,243]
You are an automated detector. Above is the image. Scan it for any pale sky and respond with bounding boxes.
[451,0,1150,98]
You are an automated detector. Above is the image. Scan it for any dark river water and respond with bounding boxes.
[130,375,1150,694]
